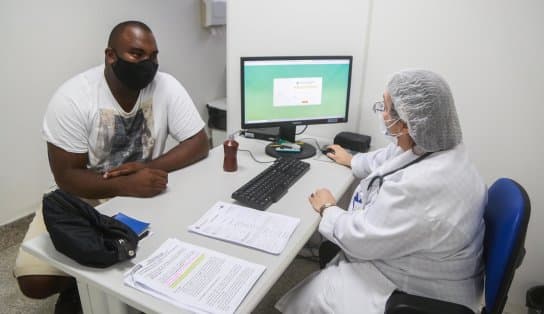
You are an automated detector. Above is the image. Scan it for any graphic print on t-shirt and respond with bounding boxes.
[91,100,155,172]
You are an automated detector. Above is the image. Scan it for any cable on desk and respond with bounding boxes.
[239,136,334,164]
[297,137,321,150]
[239,149,275,164]
[297,137,335,163]
[295,125,308,135]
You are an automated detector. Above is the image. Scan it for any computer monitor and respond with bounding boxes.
[241,56,353,159]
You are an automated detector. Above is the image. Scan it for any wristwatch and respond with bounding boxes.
[319,203,335,217]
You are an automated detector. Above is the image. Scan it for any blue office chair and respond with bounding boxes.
[384,178,531,314]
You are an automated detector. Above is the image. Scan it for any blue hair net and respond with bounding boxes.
[386,69,462,152]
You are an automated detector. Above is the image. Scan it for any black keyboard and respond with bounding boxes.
[231,157,310,210]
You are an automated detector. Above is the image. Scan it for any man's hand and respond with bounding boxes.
[48,143,169,199]
[121,168,168,197]
[103,161,146,179]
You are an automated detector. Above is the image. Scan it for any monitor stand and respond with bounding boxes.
[264,125,316,159]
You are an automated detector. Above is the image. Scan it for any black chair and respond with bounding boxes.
[385,178,531,314]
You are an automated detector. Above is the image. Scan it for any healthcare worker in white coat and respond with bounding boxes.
[276,69,487,313]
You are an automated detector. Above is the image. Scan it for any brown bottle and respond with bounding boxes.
[223,137,239,172]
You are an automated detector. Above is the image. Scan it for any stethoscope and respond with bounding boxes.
[367,152,433,192]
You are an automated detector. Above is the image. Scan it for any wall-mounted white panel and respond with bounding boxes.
[227,0,371,140]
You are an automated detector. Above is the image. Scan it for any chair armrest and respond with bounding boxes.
[385,291,475,314]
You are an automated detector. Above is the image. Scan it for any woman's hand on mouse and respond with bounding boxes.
[327,144,352,167]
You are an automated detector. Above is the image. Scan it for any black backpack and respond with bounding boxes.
[42,189,139,268]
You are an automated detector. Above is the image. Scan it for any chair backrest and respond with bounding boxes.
[483,178,531,314]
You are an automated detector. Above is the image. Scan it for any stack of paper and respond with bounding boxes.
[125,238,265,314]
[188,201,300,254]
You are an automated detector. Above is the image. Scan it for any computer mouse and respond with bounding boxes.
[321,147,335,155]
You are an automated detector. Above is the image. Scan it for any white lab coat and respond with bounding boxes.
[276,143,486,314]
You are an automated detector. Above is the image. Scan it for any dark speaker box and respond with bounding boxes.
[334,132,371,153]
[240,127,279,142]
[206,104,226,130]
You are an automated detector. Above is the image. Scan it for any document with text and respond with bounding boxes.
[188,201,300,254]
[124,238,265,314]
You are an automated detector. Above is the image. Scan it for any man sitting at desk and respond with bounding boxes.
[14,20,209,313]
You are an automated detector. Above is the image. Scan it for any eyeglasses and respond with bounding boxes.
[372,101,385,114]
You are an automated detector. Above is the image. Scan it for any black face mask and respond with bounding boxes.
[111,52,158,91]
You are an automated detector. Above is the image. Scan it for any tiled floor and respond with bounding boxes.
[0,215,56,314]
[0,214,319,314]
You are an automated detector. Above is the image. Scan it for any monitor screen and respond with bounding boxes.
[240,56,352,159]
[241,56,352,130]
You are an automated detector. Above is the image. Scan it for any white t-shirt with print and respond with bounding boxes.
[42,65,205,173]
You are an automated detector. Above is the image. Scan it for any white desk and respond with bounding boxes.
[22,136,354,314]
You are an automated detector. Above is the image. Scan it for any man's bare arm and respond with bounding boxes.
[147,128,209,172]
[104,128,210,178]
[47,143,168,199]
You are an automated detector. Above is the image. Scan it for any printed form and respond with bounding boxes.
[124,238,265,314]
[188,202,300,254]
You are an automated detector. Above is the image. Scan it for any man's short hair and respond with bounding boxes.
[107,21,152,48]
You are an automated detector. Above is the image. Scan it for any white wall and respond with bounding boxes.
[228,0,544,309]
[359,0,544,307]
[226,0,371,139]
[0,0,226,225]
